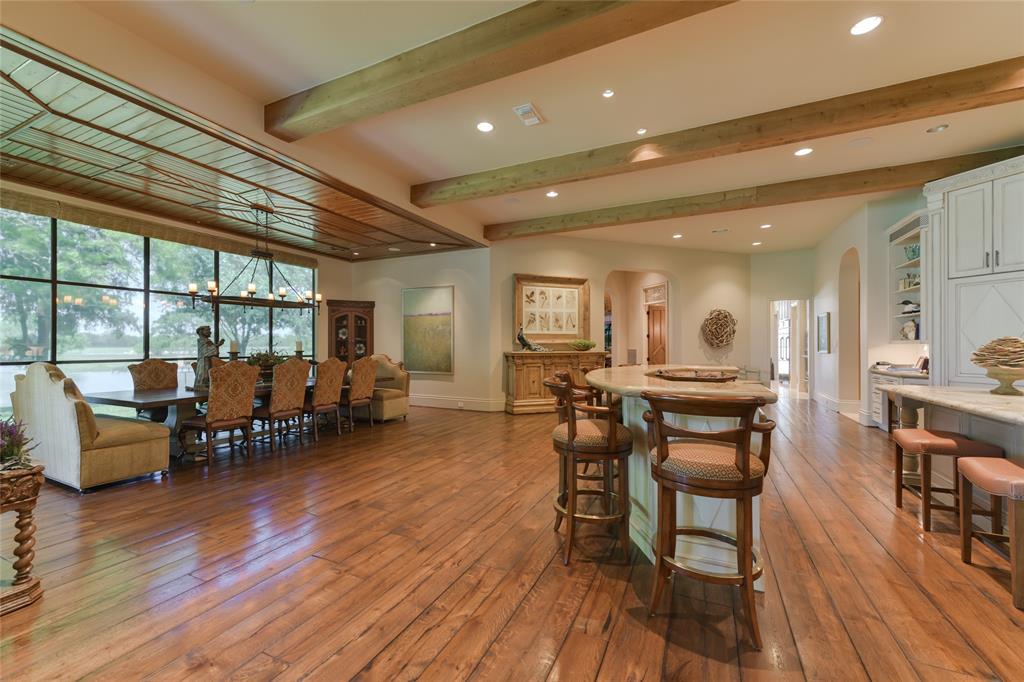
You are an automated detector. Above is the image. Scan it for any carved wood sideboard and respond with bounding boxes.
[503,351,609,414]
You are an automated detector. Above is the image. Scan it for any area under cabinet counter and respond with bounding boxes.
[870,366,928,431]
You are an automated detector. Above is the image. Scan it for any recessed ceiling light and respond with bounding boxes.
[927,123,950,134]
[429,242,437,247]
[388,247,401,252]
[545,190,559,198]
[850,16,883,36]
[602,89,615,98]
[476,121,494,133]
[636,128,647,136]
[352,252,359,256]
[794,147,814,157]
[760,224,772,229]
[752,241,763,246]
[672,234,682,239]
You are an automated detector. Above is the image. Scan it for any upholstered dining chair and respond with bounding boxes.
[253,357,311,450]
[304,357,347,441]
[178,361,260,462]
[127,358,178,422]
[642,392,775,650]
[341,356,378,431]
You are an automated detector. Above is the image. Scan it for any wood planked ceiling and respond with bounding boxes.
[0,29,481,261]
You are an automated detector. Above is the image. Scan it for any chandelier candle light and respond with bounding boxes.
[185,202,321,314]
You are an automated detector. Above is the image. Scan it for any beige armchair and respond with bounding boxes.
[11,363,169,491]
[370,354,410,422]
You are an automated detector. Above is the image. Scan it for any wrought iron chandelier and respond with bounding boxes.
[186,201,321,314]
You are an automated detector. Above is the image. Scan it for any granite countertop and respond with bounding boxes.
[585,365,776,403]
[885,384,1024,426]
[870,366,930,379]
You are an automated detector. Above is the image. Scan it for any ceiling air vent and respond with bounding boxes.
[512,102,544,127]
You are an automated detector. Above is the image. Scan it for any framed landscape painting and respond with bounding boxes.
[402,286,454,374]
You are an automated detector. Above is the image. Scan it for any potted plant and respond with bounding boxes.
[246,351,287,383]
[1,417,45,615]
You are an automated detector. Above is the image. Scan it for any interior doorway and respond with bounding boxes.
[647,304,667,364]
[770,299,809,396]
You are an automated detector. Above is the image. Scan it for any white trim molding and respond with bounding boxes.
[410,393,506,412]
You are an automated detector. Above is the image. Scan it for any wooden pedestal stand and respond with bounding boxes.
[1,464,45,615]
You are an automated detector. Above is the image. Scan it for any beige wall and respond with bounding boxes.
[749,249,815,380]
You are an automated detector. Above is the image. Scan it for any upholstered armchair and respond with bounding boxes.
[11,363,170,491]
[253,358,310,450]
[179,361,260,461]
[304,357,347,441]
[370,354,410,422]
[127,358,178,422]
[342,357,378,431]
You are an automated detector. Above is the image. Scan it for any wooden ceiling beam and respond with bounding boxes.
[414,58,1024,207]
[264,1,732,141]
[483,146,1024,240]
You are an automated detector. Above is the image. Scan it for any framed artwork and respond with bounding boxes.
[402,286,453,374]
[515,274,590,347]
[816,312,831,354]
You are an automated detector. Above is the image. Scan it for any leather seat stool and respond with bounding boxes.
[958,457,1024,609]
[893,428,1004,531]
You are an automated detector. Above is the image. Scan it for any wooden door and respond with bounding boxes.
[948,183,993,278]
[993,173,1024,274]
[647,305,667,364]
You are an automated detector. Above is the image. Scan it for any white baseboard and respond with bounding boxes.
[857,409,874,426]
[814,392,838,411]
[410,393,505,412]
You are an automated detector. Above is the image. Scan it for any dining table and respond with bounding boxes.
[82,375,391,456]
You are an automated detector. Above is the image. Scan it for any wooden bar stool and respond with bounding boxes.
[958,457,1024,609]
[545,372,633,566]
[893,429,1004,531]
[642,392,775,650]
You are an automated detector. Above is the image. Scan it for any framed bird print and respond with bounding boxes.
[514,274,589,347]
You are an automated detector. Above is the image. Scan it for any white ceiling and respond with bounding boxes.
[53,1,1024,252]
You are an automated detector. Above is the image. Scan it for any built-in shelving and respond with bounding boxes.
[895,257,920,270]
[888,210,927,343]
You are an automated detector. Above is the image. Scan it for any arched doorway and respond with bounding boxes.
[837,247,861,418]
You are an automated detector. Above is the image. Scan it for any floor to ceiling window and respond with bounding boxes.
[0,208,316,416]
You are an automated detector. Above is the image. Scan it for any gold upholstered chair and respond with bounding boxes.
[127,358,178,422]
[304,357,347,441]
[253,357,311,450]
[179,361,260,461]
[341,356,378,431]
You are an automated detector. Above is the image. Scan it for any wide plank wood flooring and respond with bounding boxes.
[2,394,1023,680]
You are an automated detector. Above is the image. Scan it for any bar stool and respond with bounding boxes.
[893,429,1004,531]
[958,457,1024,609]
[544,372,632,565]
[642,392,775,649]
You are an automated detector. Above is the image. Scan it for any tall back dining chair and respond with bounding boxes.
[304,357,347,441]
[179,360,260,462]
[642,392,775,650]
[127,358,178,422]
[342,356,378,431]
[253,357,311,451]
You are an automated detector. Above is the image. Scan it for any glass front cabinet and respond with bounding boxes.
[328,299,374,364]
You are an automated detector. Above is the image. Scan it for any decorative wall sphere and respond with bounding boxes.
[701,309,737,348]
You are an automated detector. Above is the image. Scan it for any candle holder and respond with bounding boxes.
[294,350,304,359]
[229,351,239,362]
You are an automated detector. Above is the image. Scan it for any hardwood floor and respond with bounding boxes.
[2,395,1023,680]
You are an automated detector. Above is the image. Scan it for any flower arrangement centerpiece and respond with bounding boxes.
[1,417,35,472]
[971,336,1024,396]
[246,351,287,382]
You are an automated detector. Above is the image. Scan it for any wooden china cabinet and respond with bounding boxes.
[327,300,374,364]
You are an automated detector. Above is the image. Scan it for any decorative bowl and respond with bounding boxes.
[985,366,1024,396]
[566,339,596,351]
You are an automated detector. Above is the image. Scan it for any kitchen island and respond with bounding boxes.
[586,365,776,586]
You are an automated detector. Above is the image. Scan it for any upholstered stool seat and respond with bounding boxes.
[892,428,1004,531]
[651,439,765,484]
[552,419,632,453]
[958,457,1024,609]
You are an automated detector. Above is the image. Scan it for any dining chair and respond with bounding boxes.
[304,357,347,441]
[642,391,775,650]
[127,358,178,422]
[253,357,311,451]
[179,361,260,462]
[341,357,378,431]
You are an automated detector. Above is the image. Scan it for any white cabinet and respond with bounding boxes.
[947,183,992,278]
[947,272,1024,384]
[870,371,928,431]
[993,173,1024,274]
